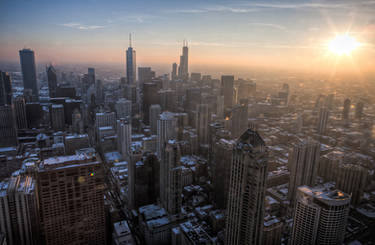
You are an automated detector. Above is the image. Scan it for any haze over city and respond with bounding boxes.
[1,0,375,75]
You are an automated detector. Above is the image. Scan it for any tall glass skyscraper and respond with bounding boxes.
[19,48,38,99]
[126,35,136,85]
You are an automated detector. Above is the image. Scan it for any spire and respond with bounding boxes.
[129,33,132,48]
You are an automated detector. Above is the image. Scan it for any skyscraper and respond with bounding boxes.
[46,65,57,98]
[13,96,28,129]
[171,63,177,81]
[0,175,39,245]
[143,82,159,124]
[221,75,234,109]
[291,186,350,245]
[288,139,320,205]
[157,111,177,159]
[225,129,268,245]
[212,138,234,209]
[36,153,106,245]
[149,104,161,135]
[0,71,12,105]
[50,104,65,131]
[138,67,155,89]
[196,104,209,146]
[178,41,188,81]
[19,49,38,99]
[117,118,132,160]
[230,104,248,138]
[162,140,182,215]
[0,105,18,147]
[342,98,351,120]
[126,34,136,85]
[317,107,329,135]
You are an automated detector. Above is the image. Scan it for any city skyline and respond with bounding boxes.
[1,0,374,74]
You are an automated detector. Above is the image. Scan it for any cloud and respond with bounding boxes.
[170,1,375,15]
[168,5,259,14]
[248,22,286,30]
[60,23,105,30]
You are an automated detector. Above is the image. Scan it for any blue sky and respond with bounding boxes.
[1,0,374,72]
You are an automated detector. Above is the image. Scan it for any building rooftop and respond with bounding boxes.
[298,185,351,205]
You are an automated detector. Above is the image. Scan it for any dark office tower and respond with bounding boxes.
[213,138,234,209]
[50,104,65,131]
[178,40,189,81]
[225,129,268,245]
[26,102,42,128]
[317,107,329,135]
[171,63,177,81]
[143,153,160,203]
[126,34,136,85]
[355,101,364,120]
[19,49,38,99]
[342,98,351,120]
[0,105,18,147]
[161,140,182,214]
[36,153,106,245]
[291,186,350,245]
[288,139,320,205]
[0,175,39,245]
[87,67,95,85]
[96,79,104,104]
[143,83,159,124]
[230,104,248,139]
[46,65,57,98]
[138,67,155,89]
[13,96,28,129]
[221,75,234,109]
[0,71,12,105]
[197,104,209,146]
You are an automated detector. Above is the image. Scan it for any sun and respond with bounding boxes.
[328,34,360,56]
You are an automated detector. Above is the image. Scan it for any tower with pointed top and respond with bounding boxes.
[178,40,189,81]
[225,128,268,245]
[46,64,57,98]
[126,34,136,85]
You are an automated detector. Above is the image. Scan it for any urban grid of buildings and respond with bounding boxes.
[0,36,374,245]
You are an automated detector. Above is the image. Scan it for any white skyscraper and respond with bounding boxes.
[225,129,268,245]
[291,186,350,245]
[117,118,131,160]
[157,111,177,159]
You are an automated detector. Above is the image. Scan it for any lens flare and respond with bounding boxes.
[328,34,360,56]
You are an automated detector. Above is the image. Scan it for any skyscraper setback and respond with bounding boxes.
[19,49,38,99]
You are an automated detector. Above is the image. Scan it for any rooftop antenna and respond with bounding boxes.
[129,33,132,48]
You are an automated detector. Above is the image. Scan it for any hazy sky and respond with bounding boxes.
[1,0,374,74]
